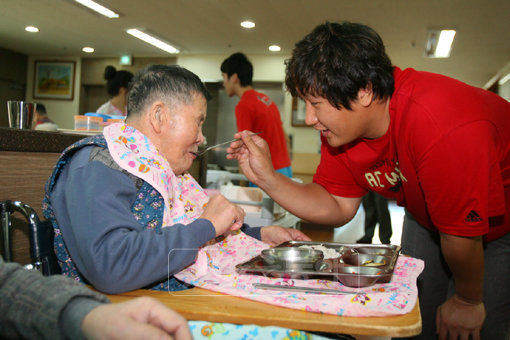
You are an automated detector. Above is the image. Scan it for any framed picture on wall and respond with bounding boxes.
[291,96,307,126]
[33,60,76,100]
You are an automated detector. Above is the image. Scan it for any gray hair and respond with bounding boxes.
[126,64,210,117]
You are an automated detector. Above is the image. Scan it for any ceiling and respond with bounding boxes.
[1,0,509,88]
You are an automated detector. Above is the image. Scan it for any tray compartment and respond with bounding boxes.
[235,241,401,287]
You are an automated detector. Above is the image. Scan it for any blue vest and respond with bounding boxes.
[43,134,190,291]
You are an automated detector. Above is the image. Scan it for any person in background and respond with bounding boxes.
[33,103,58,131]
[0,256,191,340]
[96,65,134,117]
[227,22,510,340]
[357,191,392,244]
[44,64,310,295]
[221,52,293,178]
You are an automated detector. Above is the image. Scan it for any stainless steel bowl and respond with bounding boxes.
[341,253,390,267]
[350,246,394,256]
[260,247,324,271]
[335,266,385,287]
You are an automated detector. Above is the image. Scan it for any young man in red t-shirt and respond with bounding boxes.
[221,52,292,178]
[228,22,510,340]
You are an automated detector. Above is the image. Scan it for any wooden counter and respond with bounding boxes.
[106,287,422,337]
[0,128,85,264]
[0,127,207,263]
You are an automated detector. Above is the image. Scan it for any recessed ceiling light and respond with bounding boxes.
[240,21,255,29]
[74,0,119,18]
[25,26,39,33]
[126,29,180,54]
[268,45,281,52]
[82,47,95,53]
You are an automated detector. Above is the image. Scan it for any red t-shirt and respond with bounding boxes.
[236,89,291,170]
[314,67,510,242]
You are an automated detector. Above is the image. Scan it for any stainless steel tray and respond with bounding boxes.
[236,241,401,287]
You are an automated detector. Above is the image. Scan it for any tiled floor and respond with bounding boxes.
[300,200,406,340]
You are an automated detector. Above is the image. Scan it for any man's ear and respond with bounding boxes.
[231,73,240,84]
[148,101,164,133]
[357,84,374,107]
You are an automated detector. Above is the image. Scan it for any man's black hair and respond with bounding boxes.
[220,52,253,86]
[285,21,394,110]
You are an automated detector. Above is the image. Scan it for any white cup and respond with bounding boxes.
[7,101,37,129]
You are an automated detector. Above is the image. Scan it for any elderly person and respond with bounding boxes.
[43,65,310,294]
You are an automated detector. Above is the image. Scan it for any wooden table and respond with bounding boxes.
[106,287,421,337]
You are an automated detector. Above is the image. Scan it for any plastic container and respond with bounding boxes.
[74,115,102,131]
[106,119,124,124]
[84,112,126,122]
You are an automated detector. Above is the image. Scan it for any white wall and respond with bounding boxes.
[178,54,320,154]
[22,53,321,152]
[25,56,82,129]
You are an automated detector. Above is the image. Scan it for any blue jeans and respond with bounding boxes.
[396,211,510,340]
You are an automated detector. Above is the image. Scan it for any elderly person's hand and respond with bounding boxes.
[82,297,192,340]
[260,226,312,246]
[201,194,246,236]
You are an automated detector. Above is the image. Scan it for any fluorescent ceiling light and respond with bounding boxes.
[82,47,94,53]
[268,45,281,52]
[425,29,456,58]
[240,21,255,28]
[25,26,39,33]
[74,0,119,18]
[126,29,180,54]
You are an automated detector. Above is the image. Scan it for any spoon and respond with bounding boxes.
[252,283,365,295]
[193,132,261,157]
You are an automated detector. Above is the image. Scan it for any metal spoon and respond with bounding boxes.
[253,283,365,295]
[193,132,261,157]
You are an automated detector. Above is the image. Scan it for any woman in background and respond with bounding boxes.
[96,65,133,117]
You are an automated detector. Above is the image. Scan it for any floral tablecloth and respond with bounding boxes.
[175,232,424,317]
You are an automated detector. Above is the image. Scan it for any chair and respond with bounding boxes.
[0,200,61,276]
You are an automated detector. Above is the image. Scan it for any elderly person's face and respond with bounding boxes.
[157,93,207,175]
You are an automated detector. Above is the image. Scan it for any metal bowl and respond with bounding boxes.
[350,246,394,256]
[341,253,390,267]
[335,266,385,287]
[260,247,324,272]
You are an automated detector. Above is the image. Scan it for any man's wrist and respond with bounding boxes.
[453,293,483,306]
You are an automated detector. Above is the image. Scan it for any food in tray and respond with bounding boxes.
[361,259,387,267]
[341,253,390,267]
[298,244,341,259]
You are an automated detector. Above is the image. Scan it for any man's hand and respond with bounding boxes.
[226,130,277,187]
[82,297,192,340]
[260,225,312,246]
[436,294,485,340]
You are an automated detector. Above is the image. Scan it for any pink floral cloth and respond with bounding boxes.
[103,123,209,227]
[175,232,424,317]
